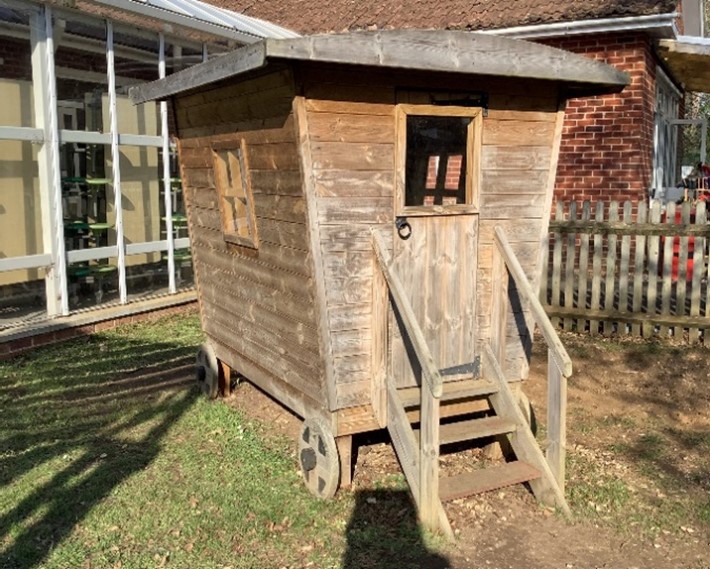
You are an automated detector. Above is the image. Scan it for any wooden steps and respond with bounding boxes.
[397,378,498,408]
[414,415,516,446]
[381,344,570,539]
[439,461,541,502]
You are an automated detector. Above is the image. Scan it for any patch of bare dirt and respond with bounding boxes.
[224,334,710,569]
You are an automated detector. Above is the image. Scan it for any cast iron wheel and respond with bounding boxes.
[298,417,340,499]
[195,342,219,399]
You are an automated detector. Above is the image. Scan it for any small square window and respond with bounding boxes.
[396,105,482,215]
[212,140,258,248]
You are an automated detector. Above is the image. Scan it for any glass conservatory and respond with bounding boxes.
[0,0,297,333]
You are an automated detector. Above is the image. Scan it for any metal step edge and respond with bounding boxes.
[439,461,541,502]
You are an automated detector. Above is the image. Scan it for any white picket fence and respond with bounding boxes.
[541,199,710,342]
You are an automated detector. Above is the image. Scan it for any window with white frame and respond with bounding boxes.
[653,67,682,191]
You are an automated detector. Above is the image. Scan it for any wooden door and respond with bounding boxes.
[390,214,478,388]
[389,103,482,388]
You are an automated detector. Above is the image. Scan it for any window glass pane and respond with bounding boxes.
[67,256,119,310]
[113,25,159,136]
[167,42,202,75]
[55,15,108,134]
[0,140,45,319]
[62,144,115,253]
[120,145,161,245]
[0,267,47,332]
[0,22,34,127]
[125,253,167,301]
[213,145,257,247]
[405,115,469,207]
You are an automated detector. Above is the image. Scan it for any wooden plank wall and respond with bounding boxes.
[300,64,561,404]
[299,66,396,409]
[477,91,561,380]
[174,68,326,417]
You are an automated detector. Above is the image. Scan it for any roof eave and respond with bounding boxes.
[130,31,629,105]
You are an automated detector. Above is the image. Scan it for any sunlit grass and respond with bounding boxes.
[0,312,443,569]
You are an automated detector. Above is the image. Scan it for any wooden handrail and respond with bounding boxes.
[371,229,444,398]
[493,225,571,490]
[493,226,573,378]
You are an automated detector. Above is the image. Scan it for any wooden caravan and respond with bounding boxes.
[131,31,627,536]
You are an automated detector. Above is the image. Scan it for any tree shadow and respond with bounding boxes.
[0,331,200,569]
[342,488,451,569]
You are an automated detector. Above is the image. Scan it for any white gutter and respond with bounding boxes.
[484,12,680,40]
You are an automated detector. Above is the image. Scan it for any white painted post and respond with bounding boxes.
[31,5,69,317]
[159,33,176,293]
[106,21,127,303]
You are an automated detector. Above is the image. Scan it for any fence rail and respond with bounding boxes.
[541,199,710,342]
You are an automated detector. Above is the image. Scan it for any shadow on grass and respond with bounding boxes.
[342,489,450,569]
[0,330,199,569]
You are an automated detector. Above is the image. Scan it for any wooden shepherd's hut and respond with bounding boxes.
[130,31,628,536]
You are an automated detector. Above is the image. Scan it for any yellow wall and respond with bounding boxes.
[103,94,161,266]
[0,79,42,286]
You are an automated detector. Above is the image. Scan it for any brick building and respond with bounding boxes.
[210,0,709,205]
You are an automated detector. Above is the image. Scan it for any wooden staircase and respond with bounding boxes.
[371,228,573,538]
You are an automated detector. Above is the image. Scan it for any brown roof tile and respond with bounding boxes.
[203,0,678,35]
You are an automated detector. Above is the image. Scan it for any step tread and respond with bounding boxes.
[439,461,541,502]
[441,416,516,445]
[413,415,517,446]
[398,378,498,408]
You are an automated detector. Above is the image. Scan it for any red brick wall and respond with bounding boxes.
[541,32,659,206]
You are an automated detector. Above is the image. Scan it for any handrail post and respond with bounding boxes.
[546,350,567,492]
[371,253,388,429]
[491,239,509,369]
[493,226,572,490]
[371,229,444,532]
[419,379,440,531]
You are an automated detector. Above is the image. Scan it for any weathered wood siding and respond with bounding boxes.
[175,68,325,417]
[299,64,561,406]
[478,92,563,380]
[299,67,396,409]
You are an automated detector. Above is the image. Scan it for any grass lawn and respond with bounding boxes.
[2,312,708,568]
[0,313,442,569]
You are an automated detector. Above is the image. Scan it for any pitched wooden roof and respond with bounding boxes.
[130,30,629,104]
[201,0,678,35]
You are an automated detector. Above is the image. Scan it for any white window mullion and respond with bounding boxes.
[106,21,127,303]
[31,6,69,317]
[160,33,176,293]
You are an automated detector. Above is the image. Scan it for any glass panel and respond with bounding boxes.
[0,8,34,126]
[67,257,119,310]
[0,267,47,332]
[125,250,194,299]
[120,145,162,246]
[405,115,469,207]
[113,25,159,136]
[213,145,257,247]
[167,42,203,75]
[125,253,168,301]
[54,15,108,134]
[0,140,45,323]
[62,145,115,253]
